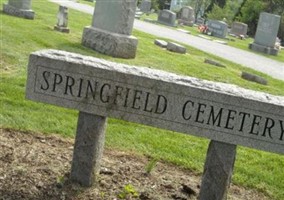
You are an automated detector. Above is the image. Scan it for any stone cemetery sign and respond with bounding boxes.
[54,5,70,33]
[140,0,151,13]
[207,20,228,38]
[3,0,35,19]
[178,6,195,26]
[157,9,176,27]
[82,0,137,59]
[249,12,281,55]
[26,50,284,198]
[230,22,248,36]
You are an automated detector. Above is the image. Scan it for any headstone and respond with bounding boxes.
[154,39,168,48]
[196,18,205,25]
[241,72,268,85]
[204,59,226,68]
[207,20,228,38]
[157,9,176,27]
[26,49,284,197]
[140,0,151,13]
[230,22,248,37]
[167,42,187,54]
[3,0,35,19]
[81,0,138,59]
[54,6,70,33]
[177,6,195,27]
[249,12,281,55]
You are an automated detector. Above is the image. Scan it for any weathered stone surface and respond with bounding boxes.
[26,49,284,154]
[54,5,70,33]
[249,42,279,56]
[204,59,226,68]
[241,72,268,85]
[230,22,248,36]
[82,26,138,59]
[3,3,34,19]
[167,42,186,54]
[140,0,151,13]
[157,9,176,27]
[70,112,106,186]
[177,6,195,27]
[199,141,236,200]
[207,20,228,38]
[91,0,136,35]
[154,39,168,48]
[82,0,137,58]
[249,12,280,55]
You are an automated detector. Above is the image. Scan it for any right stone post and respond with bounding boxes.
[82,0,138,59]
[199,140,237,200]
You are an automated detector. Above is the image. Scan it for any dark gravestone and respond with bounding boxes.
[231,22,248,36]
[157,9,176,27]
[207,20,228,38]
[241,72,268,85]
[178,6,195,26]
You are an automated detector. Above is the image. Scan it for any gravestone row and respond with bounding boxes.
[26,49,284,199]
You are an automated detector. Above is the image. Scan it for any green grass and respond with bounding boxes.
[1,1,284,200]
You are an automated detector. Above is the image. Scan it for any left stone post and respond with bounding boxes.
[70,111,106,187]
[3,0,35,19]
[82,0,138,59]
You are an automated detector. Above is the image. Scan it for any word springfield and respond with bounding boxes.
[26,50,284,155]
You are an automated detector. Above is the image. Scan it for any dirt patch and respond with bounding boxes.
[0,128,269,200]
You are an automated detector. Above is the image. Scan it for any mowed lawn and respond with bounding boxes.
[1,0,284,199]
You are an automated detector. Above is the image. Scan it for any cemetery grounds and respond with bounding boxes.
[1,0,284,199]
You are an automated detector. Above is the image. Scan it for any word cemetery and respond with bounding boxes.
[26,50,284,199]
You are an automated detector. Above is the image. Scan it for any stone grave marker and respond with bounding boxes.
[230,22,248,37]
[82,0,138,59]
[196,18,205,25]
[54,5,70,33]
[249,12,281,55]
[178,6,195,26]
[140,0,151,13]
[167,42,186,54]
[207,20,228,38]
[241,72,268,85]
[3,0,35,19]
[26,49,284,198]
[154,39,168,48]
[157,9,176,27]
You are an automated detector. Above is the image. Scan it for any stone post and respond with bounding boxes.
[70,112,106,186]
[199,140,237,200]
[3,0,35,19]
[54,5,70,33]
[82,0,138,59]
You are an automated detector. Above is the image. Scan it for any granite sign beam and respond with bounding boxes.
[26,50,284,197]
[26,50,284,155]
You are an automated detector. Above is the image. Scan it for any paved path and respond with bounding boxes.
[49,0,284,81]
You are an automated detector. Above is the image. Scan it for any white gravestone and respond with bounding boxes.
[26,49,284,198]
[82,0,138,59]
[3,0,35,19]
[54,5,70,33]
[249,12,281,55]
[140,0,151,13]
